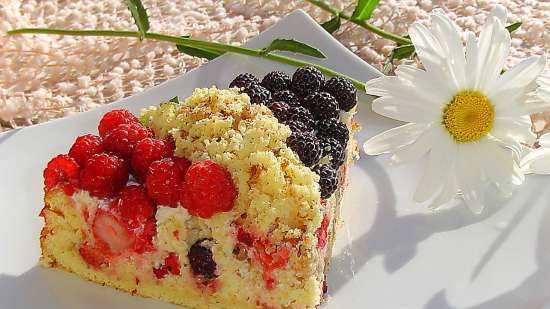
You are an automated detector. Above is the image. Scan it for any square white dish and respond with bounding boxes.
[1,9,549,309]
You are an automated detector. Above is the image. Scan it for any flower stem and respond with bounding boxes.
[7,28,366,91]
[304,0,411,45]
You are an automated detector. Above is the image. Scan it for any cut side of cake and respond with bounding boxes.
[39,67,358,309]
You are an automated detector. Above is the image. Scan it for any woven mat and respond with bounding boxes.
[0,0,548,132]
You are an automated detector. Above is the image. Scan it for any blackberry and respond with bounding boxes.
[229,73,259,89]
[313,165,339,199]
[283,119,314,134]
[268,101,291,122]
[317,118,349,147]
[291,66,325,97]
[288,106,315,128]
[242,84,271,105]
[261,71,291,93]
[287,131,321,167]
[272,90,300,107]
[303,92,339,120]
[320,137,345,168]
[188,238,217,280]
[323,77,357,111]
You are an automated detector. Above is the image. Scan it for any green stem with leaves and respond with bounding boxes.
[7,28,367,91]
[304,0,411,45]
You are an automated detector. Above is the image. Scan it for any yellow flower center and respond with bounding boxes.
[442,90,494,143]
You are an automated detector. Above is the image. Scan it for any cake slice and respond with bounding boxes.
[40,68,358,309]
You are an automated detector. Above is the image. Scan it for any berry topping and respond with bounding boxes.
[104,123,153,158]
[313,165,339,199]
[43,154,80,191]
[181,160,237,219]
[188,238,217,279]
[261,71,291,93]
[291,66,325,97]
[92,209,135,254]
[131,138,173,181]
[283,119,314,134]
[133,218,157,254]
[271,90,300,107]
[267,101,291,122]
[242,84,272,105]
[173,156,192,174]
[287,131,321,167]
[145,157,185,207]
[80,153,129,198]
[303,92,339,120]
[316,118,349,147]
[153,252,181,279]
[79,242,108,269]
[98,109,139,138]
[287,106,315,128]
[68,134,104,166]
[323,77,358,111]
[229,73,259,89]
[114,185,155,228]
[316,214,330,249]
[320,137,345,168]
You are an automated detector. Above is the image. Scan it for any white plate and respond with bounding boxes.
[1,10,549,309]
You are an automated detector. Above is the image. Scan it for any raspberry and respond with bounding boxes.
[92,209,135,254]
[114,185,155,228]
[145,157,185,207]
[133,218,157,254]
[173,156,192,174]
[323,77,357,111]
[320,137,345,167]
[253,239,291,271]
[267,101,291,122]
[153,252,181,279]
[43,155,80,191]
[287,106,315,128]
[303,92,339,120]
[291,66,325,97]
[80,153,129,198]
[68,134,104,166]
[283,119,314,134]
[188,238,217,279]
[317,118,349,147]
[229,73,259,89]
[261,71,291,93]
[242,84,271,105]
[271,90,300,107]
[316,214,329,249]
[79,242,108,269]
[287,131,321,167]
[98,109,139,138]
[131,138,173,181]
[313,165,338,199]
[104,123,153,158]
[181,160,237,219]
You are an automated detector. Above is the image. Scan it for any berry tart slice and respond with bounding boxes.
[39,67,358,309]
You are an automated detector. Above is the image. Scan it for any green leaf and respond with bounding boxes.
[391,44,415,60]
[125,0,150,40]
[176,44,223,60]
[506,21,522,33]
[351,0,380,21]
[321,14,341,34]
[261,39,325,58]
[169,96,179,104]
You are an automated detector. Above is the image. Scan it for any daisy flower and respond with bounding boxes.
[521,72,550,174]
[363,6,548,213]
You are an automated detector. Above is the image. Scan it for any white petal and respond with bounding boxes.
[487,56,546,100]
[479,140,524,192]
[473,17,511,91]
[489,5,508,24]
[520,148,550,174]
[390,126,440,164]
[365,75,446,107]
[394,65,453,106]
[465,31,479,89]
[539,133,550,147]
[491,116,536,145]
[372,97,441,123]
[428,174,458,210]
[363,123,430,155]
[456,146,486,214]
[430,13,467,88]
[413,129,456,203]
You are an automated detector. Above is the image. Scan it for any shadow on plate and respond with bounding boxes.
[327,158,509,295]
